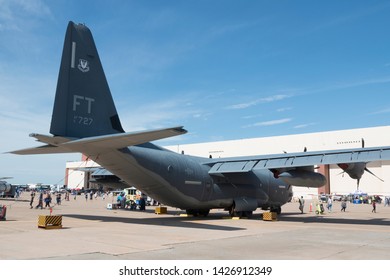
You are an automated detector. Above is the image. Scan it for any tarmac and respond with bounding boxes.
[1,192,389,260]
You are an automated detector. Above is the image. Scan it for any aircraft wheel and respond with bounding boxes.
[271,206,282,215]
[233,211,243,218]
[229,207,241,217]
[186,209,198,216]
[229,205,235,217]
[199,209,210,217]
[244,211,253,219]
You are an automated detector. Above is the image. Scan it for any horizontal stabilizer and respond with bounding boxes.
[10,145,74,155]
[63,126,186,150]
[9,134,74,155]
[10,126,186,155]
[29,133,74,145]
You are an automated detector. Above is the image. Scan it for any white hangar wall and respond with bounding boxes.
[65,157,100,189]
[165,126,390,197]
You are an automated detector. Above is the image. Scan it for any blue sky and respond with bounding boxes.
[1,0,390,184]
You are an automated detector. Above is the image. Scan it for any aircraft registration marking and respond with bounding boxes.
[73,116,93,125]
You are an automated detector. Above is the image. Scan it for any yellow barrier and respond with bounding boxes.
[263,212,277,221]
[38,215,62,229]
[155,206,167,214]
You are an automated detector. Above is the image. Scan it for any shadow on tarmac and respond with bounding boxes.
[62,205,390,230]
[279,212,390,226]
[62,213,246,231]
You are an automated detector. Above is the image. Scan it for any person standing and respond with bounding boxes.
[29,191,36,209]
[327,196,333,212]
[35,192,43,209]
[372,200,377,213]
[44,192,51,208]
[298,196,305,214]
[341,200,347,212]
[56,193,62,205]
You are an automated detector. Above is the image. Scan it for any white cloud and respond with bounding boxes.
[368,107,390,115]
[0,0,52,31]
[118,95,203,131]
[294,123,316,129]
[277,107,292,112]
[243,118,292,128]
[227,94,291,110]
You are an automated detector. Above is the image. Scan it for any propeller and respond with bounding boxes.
[336,138,384,189]
[361,138,384,183]
[364,167,384,182]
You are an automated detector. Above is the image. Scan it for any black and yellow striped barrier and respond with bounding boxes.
[38,215,62,229]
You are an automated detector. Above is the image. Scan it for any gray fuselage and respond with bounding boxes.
[91,143,293,211]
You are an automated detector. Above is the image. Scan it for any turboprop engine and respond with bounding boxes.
[277,169,326,188]
[0,181,12,193]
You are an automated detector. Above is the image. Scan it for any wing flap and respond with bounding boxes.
[206,146,390,172]
[209,160,258,176]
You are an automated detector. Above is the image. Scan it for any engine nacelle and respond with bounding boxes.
[0,182,12,193]
[338,162,366,180]
[278,170,326,188]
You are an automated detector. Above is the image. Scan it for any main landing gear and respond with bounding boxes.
[185,209,210,217]
[270,206,282,215]
[228,205,253,218]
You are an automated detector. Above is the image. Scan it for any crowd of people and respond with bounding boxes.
[29,190,66,209]
[26,189,151,212]
[297,194,388,215]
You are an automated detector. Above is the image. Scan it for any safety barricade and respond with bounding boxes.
[155,206,167,214]
[263,212,278,221]
[38,215,62,229]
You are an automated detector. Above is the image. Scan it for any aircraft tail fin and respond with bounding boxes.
[50,21,124,139]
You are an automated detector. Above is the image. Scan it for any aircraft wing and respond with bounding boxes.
[207,146,390,175]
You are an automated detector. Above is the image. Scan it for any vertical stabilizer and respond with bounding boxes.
[50,21,124,138]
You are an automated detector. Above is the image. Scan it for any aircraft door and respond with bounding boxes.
[201,177,213,202]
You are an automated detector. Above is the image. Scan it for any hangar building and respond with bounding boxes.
[65,126,390,198]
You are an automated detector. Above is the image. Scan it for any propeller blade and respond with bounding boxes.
[364,168,384,182]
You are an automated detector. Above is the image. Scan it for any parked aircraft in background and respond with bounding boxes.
[0,177,12,194]
[11,21,390,217]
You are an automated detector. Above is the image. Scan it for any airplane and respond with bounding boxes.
[10,21,390,217]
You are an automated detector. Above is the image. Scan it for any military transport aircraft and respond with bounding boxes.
[11,21,390,217]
